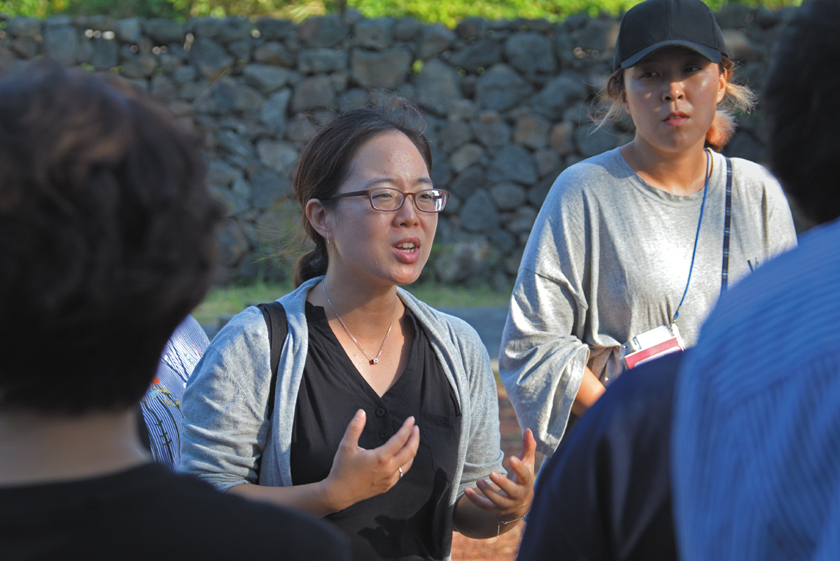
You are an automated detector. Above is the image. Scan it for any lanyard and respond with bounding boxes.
[670,149,711,328]
[670,152,734,326]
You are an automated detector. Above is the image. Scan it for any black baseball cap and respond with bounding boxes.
[613,0,730,70]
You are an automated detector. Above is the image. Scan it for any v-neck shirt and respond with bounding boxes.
[290,301,461,561]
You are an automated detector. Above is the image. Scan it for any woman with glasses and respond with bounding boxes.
[180,99,535,561]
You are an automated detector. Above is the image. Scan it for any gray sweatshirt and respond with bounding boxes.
[500,148,797,455]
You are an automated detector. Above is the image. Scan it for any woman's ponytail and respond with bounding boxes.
[706,57,756,151]
[293,240,328,288]
[705,108,736,152]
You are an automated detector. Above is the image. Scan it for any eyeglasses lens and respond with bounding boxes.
[370,188,448,213]
[370,188,402,211]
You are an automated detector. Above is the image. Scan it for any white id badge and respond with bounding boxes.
[621,324,685,369]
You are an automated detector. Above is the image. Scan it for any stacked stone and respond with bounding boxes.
[0,5,796,287]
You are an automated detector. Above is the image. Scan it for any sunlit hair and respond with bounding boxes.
[291,95,432,288]
[594,55,756,151]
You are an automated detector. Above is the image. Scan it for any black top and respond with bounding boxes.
[517,351,683,561]
[291,302,461,561]
[0,462,349,561]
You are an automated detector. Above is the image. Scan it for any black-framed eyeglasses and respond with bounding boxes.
[327,188,450,213]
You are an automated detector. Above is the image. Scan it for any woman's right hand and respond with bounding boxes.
[322,409,420,513]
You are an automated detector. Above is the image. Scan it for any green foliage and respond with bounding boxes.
[174,0,311,19]
[1,0,62,19]
[71,0,182,18]
[0,0,802,25]
[1,0,183,18]
[349,0,561,27]
[348,0,801,27]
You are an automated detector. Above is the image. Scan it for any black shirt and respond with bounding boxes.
[0,463,349,561]
[290,302,462,561]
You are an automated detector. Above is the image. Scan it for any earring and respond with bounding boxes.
[326,233,330,245]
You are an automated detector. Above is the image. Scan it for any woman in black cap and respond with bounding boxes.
[500,0,798,455]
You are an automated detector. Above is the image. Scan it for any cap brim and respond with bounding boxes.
[619,40,724,69]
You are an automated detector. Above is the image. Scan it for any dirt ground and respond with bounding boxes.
[450,385,531,561]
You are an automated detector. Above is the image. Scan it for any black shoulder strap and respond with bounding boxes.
[257,301,288,417]
[721,155,733,293]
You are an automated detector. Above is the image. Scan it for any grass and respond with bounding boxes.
[192,279,294,324]
[192,279,513,325]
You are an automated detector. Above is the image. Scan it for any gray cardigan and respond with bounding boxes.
[180,277,505,547]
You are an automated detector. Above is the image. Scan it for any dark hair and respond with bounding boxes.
[0,63,225,414]
[764,0,840,225]
[292,96,432,287]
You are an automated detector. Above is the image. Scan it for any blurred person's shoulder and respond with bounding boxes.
[0,462,348,561]
[699,218,840,344]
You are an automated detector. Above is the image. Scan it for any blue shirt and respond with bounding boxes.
[673,219,840,560]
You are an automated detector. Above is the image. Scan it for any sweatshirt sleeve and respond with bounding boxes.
[179,307,274,492]
[499,171,592,457]
[500,268,590,456]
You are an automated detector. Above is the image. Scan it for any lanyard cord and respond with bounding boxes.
[671,149,711,327]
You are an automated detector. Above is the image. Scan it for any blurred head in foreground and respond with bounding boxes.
[763,0,840,225]
[0,63,224,415]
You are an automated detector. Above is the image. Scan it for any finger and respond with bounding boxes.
[507,455,535,487]
[338,409,366,451]
[463,486,503,513]
[466,483,525,515]
[476,476,520,508]
[399,456,415,475]
[392,426,420,467]
[478,474,535,515]
[376,416,416,456]
[519,428,537,469]
[394,455,414,483]
[505,429,537,485]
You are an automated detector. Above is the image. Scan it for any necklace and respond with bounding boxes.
[322,282,397,366]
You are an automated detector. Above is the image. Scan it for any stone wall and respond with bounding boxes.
[0,5,797,287]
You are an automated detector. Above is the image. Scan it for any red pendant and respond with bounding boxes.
[370,358,378,365]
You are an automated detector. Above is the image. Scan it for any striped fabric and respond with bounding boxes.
[720,158,733,292]
[140,315,209,469]
[673,219,840,561]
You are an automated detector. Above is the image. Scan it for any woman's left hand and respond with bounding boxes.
[464,428,536,524]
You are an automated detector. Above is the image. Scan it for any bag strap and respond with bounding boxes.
[257,301,288,417]
[720,156,733,292]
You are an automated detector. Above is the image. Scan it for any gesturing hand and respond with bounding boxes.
[463,428,536,523]
[322,409,420,513]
